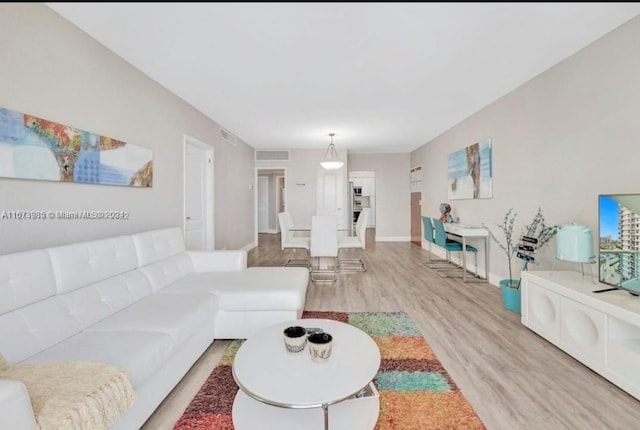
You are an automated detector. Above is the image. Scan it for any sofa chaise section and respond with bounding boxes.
[134,228,309,339]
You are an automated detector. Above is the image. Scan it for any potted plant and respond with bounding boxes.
[485,209,519,311]
[485,208,557,313]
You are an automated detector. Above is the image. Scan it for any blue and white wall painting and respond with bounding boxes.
[0,107,153,187]
[447,139,492,200]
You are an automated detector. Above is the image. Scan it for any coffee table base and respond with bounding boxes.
[232,384,380,430]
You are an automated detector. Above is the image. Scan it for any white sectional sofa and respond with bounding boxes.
[0,227,309,429]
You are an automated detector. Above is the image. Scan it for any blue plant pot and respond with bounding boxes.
[500,279,521,313]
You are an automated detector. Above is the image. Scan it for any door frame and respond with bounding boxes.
[183,135,214,250]
[410,164,423,246]
[254,166,287,246]
[275,174,285,233]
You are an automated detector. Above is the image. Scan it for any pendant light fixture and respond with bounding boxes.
[320,133,344,170]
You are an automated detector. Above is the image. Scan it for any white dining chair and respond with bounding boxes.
[310,215,338,282]
[278,212,310,269]
[337,208,369,272]
[282,211,295,233]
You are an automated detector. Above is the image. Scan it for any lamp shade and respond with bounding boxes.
[319,160,344,170]
[556,223,594,263]
[320,133,344,170]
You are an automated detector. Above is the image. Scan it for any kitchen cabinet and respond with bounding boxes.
[349,175,375,227]
[352,178,372,196]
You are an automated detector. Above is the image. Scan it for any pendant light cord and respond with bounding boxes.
[325,133,337,160]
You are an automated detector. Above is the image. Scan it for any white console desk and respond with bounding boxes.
[521,270,640,400]
[443,223,489,282]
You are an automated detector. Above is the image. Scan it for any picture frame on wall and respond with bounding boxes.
[0,107,153,187]
[447,138,492,200]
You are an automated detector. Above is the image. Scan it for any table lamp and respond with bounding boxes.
[555,223,596,279]
[556,223,595,263]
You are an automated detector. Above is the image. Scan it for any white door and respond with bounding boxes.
[184,137,214,250]
[316,168,345,228]
[258,176,269,233]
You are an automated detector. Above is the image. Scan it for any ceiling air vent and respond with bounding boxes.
[255,150,290,161]
[220,128,237,146]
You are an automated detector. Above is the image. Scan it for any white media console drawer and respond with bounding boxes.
[521,270,640,401]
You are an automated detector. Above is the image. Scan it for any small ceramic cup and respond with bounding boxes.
[308,332,333,363]
[283,326,307,354]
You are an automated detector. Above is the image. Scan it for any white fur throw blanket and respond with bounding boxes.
[0,355,135,430]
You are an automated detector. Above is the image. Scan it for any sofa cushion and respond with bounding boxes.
[59,270,154,330]
[159,267,309,311]
[0,296,83,363]
[0,249,56,315]
[139,254,194,293]
[132,227,185,267]
[86,293,216,348]
[47,236,137,294]
[23,331,173,388]
[187,250,246,272]
[0,269,155,365]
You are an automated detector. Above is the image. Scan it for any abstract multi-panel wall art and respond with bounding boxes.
[447,138,492,200]
[0,107,152,187]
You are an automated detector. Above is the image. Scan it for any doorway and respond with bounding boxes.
[255,168,287,242]
[183,135,214,250]
[348,171,376,230]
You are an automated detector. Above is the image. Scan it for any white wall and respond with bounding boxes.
[411,15,640,285]
[348,154,411,241]
[0,4,255,254]
[256,148,349,229]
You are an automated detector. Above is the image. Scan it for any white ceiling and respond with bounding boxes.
[47,3,640,153]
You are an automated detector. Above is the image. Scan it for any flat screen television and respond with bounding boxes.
[599,194,640,295]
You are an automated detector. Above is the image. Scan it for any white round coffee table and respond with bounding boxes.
[232,318,381,430]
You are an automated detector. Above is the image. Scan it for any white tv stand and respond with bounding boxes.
[521,270,640,401]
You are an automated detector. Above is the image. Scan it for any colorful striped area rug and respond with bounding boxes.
[173,311,485,430]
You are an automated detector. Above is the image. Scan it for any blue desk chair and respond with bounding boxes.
[432,218,478,278]
[422,216,454,267]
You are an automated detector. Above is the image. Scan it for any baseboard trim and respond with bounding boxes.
[375,236,411,242]
[240,241,256,252]
[258,229,278,234]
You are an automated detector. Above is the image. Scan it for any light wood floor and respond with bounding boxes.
[143,230,640,430]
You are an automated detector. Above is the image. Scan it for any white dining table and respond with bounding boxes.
[443,223,489,283]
